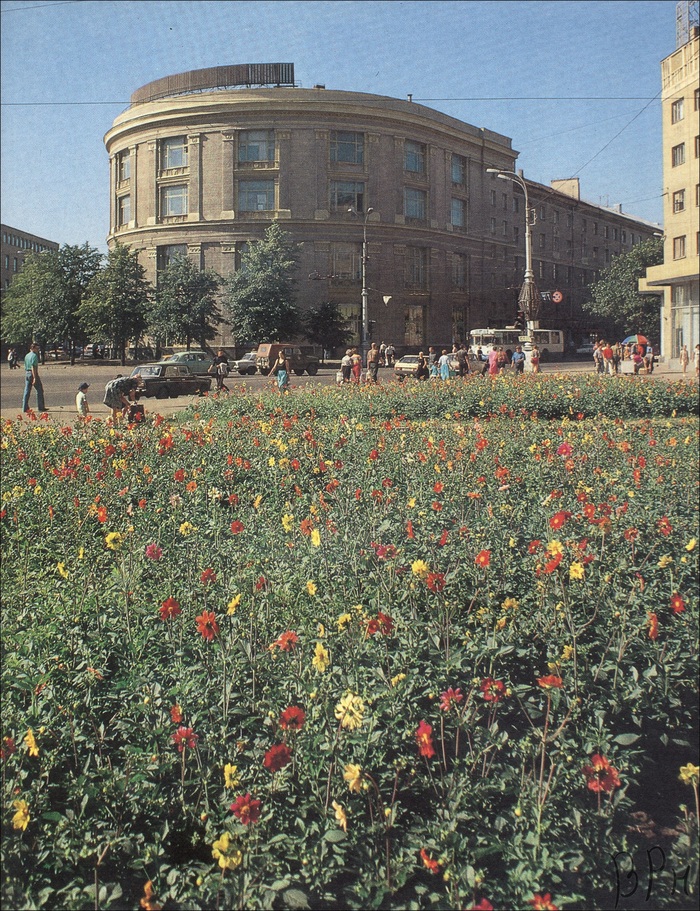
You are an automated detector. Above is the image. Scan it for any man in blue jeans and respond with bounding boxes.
[22,342,46,413]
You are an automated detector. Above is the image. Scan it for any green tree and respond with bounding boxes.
[1,243,102,362]
[78,243,152,366]
[222,222,301,344]
[148,254,221,351]
[583,237,663,341]
[303,301,352,358]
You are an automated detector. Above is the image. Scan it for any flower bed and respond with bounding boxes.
[2,377,698,910]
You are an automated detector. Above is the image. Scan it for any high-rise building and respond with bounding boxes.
[105,65,660,350]
[640,9,699,358]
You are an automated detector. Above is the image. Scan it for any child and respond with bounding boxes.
[76,382,90,417]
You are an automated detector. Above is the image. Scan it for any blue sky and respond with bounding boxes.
[1,0,675,252]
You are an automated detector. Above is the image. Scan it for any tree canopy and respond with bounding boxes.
[222,222,301,344]
[303,301,353,355]
[583,237,663,342]
[78,243,151,365]
[148,254,221,351]
[1,243,102,361]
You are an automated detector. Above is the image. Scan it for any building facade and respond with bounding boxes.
[105,68,660,350]
[1,225,59,294]
[639,26,700,359]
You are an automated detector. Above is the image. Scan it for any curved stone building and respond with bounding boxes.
[105,66,659,349]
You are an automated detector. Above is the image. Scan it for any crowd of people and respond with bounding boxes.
[590,340,662,376]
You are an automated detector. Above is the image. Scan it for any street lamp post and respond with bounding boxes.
[348,206,374,361]
[486,169,539,333]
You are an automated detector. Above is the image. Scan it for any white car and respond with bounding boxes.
[233,352,258,375]
[163,350,215,375]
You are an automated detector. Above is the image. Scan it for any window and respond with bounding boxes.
[330,130,364,165]
[405,247,428,289]
[673,236,686,259]
[404,187,427,220]
[593,221,598,235]
[157,244,187,271]
[553,235,560,252]
[621,230,627,243]
[117,195,131,226]
[502,220,508,236]
[539,205,546,221]
[3,255,8,269]
[451,154,466,185]
[160,184,188,217]
[490,217,496,235]
[13,257,18,272]
[695,88,700,111]
[671,98,684,123]
[503,193,508,210]
[604,226,609,239]
[672,143,685,167]
[238,180,274,212]
[695,136,700,158]
[161,136,188,170]
[331,180,364,213]
[552,263,558,282]
[404,140,425,174]
[490,189,497,206]
[234,242,250,271]
[613,227,618,241]
[538,233,546,251]
[538,260,545,280]
[238,130,275,163]
[450,198,466,228]
[513,226,520,244]
[552,210,559,224]
[117,150,130,182]
[452,252,467,288]
[673,190,686,213]
[696,183,700,207]
[331,242,361,282]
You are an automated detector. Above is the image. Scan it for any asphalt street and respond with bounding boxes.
[1,358,691,423]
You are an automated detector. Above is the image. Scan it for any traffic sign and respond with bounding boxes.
[552,290,564,304]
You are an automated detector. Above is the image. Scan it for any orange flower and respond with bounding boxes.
[529,894,559,911]
[647,612,659,640]
[475,549,491,568]
[195,610,219,641]
[670,593,685,615]
[415,720,435,758]
[271,631,300,652]
[139,880,162,911]
[582,754,621,793]
[419,847,440,874]
[170,704,183,724]
[537,675,563,690]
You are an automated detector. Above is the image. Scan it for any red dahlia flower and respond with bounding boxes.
[537,675,563,689]
[529,894,559,911]
[159,597,181,621]
[279,706,306,731]
[200,568,217,585]
[170,704,183,724]
[415,720,436,758]
[230,793,261,825]
[439,687,464,711]
[471,900,494,911]
[229,520,244,534]
[263,742,292,773]
[172,726,198,752]
[480,677,507,702]
[670,593,685,614]
[195,610,219,641]
[426,572,446,593]
[582,754,621,793]
[273,631,299,652]
[419,848,440,873]
[145,543,163,561]
[475,549,491,568]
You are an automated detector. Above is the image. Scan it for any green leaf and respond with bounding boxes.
[613,733,640,746]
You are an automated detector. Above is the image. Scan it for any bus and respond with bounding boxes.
[469,327,566,360]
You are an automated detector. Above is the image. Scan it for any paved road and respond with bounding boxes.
[2,359,692,422]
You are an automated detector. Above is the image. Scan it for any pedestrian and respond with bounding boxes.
[601,340,614,375]
[487,348,500,376]
[385,343,395,367]
[379,341,387,367]
[416,351,430,381]
[366,342,380,383]
[75,382,90,418]
[103,375,140,421]
[273,350,290,393]
[612,342,622,374]
[212,349,230,393]
[511,345,526,375]
[455,343,470,378]
[438,349,451,380]
[7,347,18,369]
[679,344,689,375]
[644,344,654,374]
[350,348,362,383]
[631,350,644,375]
[22,342,46,413]
[530,345,541,373]
[694,344,700,378]
[496,346,508,374]
[477,346,489,376]
[340,349,352,383]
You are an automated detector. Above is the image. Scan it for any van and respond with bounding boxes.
[256,344,319,376]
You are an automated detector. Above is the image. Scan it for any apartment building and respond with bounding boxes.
[105,65,660,349]
[639,24,700,359]
[1,225,59,294]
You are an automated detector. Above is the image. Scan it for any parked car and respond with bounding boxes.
[233,352,258,375]
[394,354,422,379]
[256,344,319,376]
[129,363,212,399]
[163,350,215,375]
[576,343,595,356]
[85,343,106,359]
